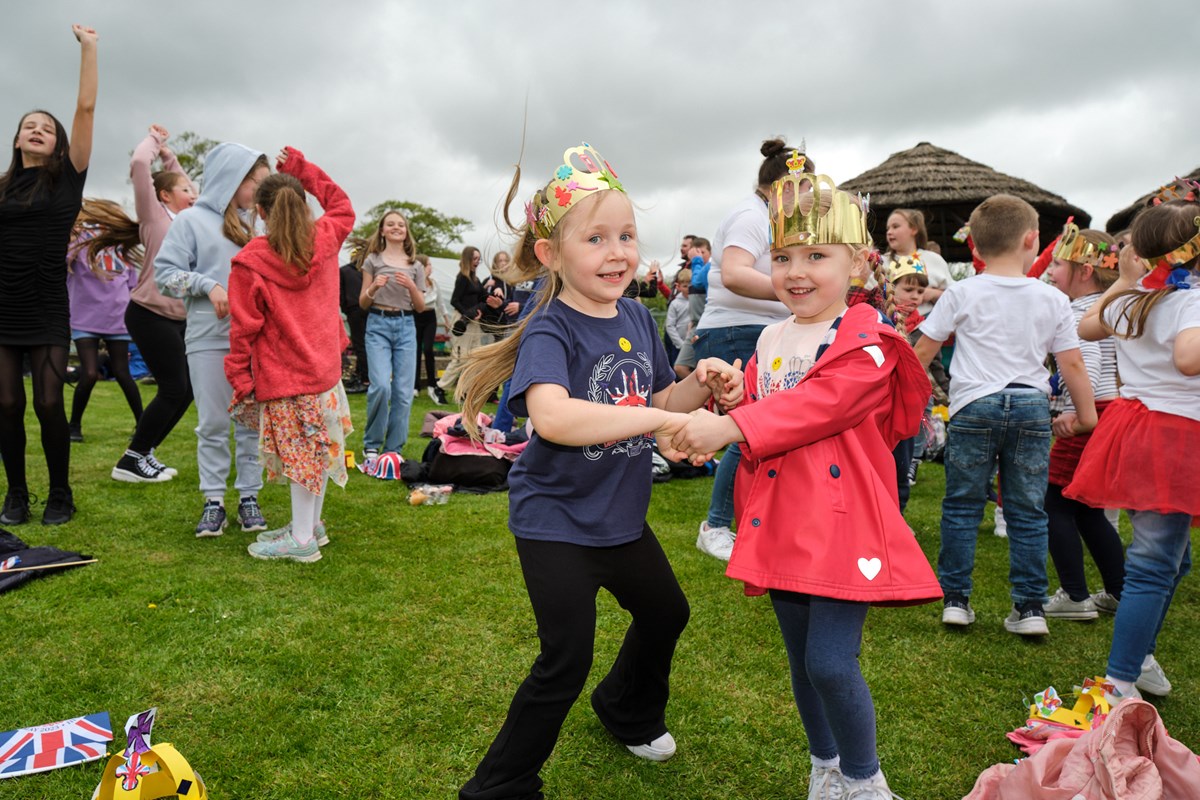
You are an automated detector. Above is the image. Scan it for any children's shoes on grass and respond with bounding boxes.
[237,495,267,532]
[247,531,321,563]
[626,731,675,762]
[941,594,975,626]
[1136,654,1172,696]
[808,758,846,800]
[257,520,329,548]
[194,500,227,538]
[1044,587,1098,620]
[1004,600,1049,636]
[696,521,734,561]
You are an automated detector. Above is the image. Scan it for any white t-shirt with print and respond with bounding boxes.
[919,273,1079,418]
[754,316,838,397]
[698,194,790,330]
[1104,288,1200,419]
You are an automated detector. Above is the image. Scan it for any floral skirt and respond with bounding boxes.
[232,383,353,493]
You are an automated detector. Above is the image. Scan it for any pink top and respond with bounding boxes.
[129,134,187,320]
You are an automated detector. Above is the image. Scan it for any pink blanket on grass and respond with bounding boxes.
[433,413,527,460]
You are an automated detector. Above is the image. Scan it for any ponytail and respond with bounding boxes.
[255,173,314,274]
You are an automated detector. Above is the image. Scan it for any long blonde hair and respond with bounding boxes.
[222,154,269,246]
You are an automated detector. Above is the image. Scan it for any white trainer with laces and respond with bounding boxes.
[626,731,675,762]
[809,763,846,800]
[696,521,734,561]
[1136,654,1172,696]
[1044,587,1098,620]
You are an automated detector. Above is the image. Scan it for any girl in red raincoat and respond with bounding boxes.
[674,167,940,800]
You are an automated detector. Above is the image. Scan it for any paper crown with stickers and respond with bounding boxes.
[1052,217,1118,270]
[768,152,871,249]
[525,143,625,240]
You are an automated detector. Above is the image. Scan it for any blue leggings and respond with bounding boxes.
[770,591,878,780]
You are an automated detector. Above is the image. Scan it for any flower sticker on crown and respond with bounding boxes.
[556,165,573,181]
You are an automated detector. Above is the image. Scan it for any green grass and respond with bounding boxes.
[2,380,1198,799]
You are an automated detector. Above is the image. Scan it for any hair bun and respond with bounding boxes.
[760,138,788,158]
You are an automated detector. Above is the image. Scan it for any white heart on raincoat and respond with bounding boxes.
[858,557,882,581]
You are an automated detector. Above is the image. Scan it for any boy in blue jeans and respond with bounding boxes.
[914,195,1097,636]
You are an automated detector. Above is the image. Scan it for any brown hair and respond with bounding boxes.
[968,194,1038,259]
[1099,201,1200,339]
[1065,229,1119,291]
[72,199,144,277]
[0,110,70,204]
[889,209,929,251]
[255,173,314,274]
[757,138,813,188]
[222,154,270,246]
[458,245,482,279]
[691,236,712,253]
[153,170,189,203]
[366,210,417,261]
[414,253,430,267]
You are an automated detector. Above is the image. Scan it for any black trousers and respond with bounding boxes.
[1046,483,1125,600]
[413,310,438,389]
[124,302,192,454]
[460,526,690,800]
[346,307,368,384]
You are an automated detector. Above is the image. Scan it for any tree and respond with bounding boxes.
[352,200,473,259]
[166,131,219,182]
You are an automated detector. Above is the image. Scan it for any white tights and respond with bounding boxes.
[289,477,327,546]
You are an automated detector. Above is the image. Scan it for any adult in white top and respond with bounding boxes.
[884,209,953,317]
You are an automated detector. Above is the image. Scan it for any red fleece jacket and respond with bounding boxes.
[224,148,354,402]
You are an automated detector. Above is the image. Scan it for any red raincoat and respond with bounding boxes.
[726,303,941,605]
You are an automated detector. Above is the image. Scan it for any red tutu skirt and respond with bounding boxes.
[1048,399,1113,487]
[1065,398,1200,518]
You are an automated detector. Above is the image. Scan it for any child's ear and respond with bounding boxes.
[533,238,555,269]
[1024,229,1040,251]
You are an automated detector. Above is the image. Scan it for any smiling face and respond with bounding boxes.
[539,191,639,317]
[1045,257,1088,298]
[886,212,919,254]
[14,112,59,165]
[380,212,408,245]
[159,175,197,213]
[770,243,860,324]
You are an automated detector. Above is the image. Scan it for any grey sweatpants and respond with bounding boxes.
[186,348,262,497]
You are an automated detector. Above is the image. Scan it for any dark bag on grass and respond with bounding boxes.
[421,439,511,491]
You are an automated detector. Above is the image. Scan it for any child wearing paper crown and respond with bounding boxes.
[672,164,940,800]
[1066,198,1200,704]
[1041,224,1125,622]
[453,143,743,800]
[223,147,355,563]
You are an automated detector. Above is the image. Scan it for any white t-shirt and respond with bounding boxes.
[697,194,789,330]
[754,316,838,397]
[919,273,1079,418]
[1104,288,1200,419]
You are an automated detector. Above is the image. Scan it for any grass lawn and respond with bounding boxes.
[2,380,1198,799]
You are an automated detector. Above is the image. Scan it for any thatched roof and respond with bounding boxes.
[1105,166,1200,234]
[840,142,1090,261]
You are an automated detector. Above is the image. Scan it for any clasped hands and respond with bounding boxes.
[655,358,746,466]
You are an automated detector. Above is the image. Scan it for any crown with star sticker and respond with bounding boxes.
[525,143,625,239]
[1053,217,1119,270]
[768,153,871,248]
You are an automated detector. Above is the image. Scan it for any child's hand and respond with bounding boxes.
[654,411,694,462]
[208,285,229,319]
[694,357,744,411]
[72,24,98,46]
[276,147,291,170]
[149,124,169,145]
[674,409,736,464]
[1052,412,1077,439]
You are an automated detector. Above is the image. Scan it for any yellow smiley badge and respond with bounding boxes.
[618,337,631,352]
[772,357,783,371]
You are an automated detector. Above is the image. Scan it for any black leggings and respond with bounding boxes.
[125,302,192,454]
[414,309,438,389]
[70,338,143,428]
[1046,483,1125,601]
[0,343,71,491]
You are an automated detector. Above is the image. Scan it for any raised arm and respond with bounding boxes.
[276,146,355,246]
[68,24,98,173]
[130,128,166,223]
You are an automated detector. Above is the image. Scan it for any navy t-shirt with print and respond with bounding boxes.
[507,298,675,546]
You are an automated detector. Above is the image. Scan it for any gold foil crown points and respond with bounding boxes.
[769,173,871,249]
[525,143,625,240]
[1053,217,1117,269]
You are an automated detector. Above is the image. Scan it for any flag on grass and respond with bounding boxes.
[0,530,95,594]
[0,712,113,779]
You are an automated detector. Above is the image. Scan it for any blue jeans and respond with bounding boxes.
[364,313,417,453]
[770,591,878,780]
[492,377,516,433]
[694,324,765,528]
[1107,510,1192,682]
[938,391,1052,605]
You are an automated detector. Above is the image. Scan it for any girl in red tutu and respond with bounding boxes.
[1067,198,1200,701]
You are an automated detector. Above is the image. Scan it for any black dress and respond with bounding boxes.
[0,159,87,347]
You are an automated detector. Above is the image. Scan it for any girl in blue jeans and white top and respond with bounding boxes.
[358,210,424,460]
[1069,199,1200,702]
[454,143,742,800]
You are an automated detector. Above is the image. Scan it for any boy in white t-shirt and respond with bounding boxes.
[914,194,1098,637]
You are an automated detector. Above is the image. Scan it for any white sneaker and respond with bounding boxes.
[1136,654,1173,696]
[941,596,976,626]
[843,769,898,799]
[809,763,846,800]
[696,521,734,561]
[1090,590,1120,614]
[1044,587,1098,620]
[1102,679,1142,708]
[993,506,1008,538]
[626,731,675,762]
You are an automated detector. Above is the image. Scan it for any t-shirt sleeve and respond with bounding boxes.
[1174,291,1200,334]
[721,205,769,258]
[917,283,958,342]
[1050,294,1081,353]
[507,322,571,417]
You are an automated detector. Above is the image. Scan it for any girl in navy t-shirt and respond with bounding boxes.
[454,144,742,800]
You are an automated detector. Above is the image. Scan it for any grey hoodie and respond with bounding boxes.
[155,142,264,353]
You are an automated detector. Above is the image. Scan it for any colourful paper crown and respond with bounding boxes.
[768,157,871,249]
[1053,217,1118,270]
[1029,677,1114,732]
[1151,176,1200,206]
[1146,214,1200,269]
[887,252,927,283]
[525,143,624,239]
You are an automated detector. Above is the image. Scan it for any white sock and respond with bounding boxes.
[1106,675,1135,697]
[844,768,888,789]
[312,475,328,523]
[289,481,319,546]
[811,754,840,770]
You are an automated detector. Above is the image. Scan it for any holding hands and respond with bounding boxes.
[656,357,746,466]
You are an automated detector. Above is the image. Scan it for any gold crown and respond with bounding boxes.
[1053,217,1117,270]
[768,160,871,249]
[525,143,624,239]
[886,252,927,283]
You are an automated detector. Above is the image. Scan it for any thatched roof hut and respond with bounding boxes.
[1105,166,1200,234]
[840,142,1090,262]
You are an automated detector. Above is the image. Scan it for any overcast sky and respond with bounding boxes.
[4,1,1197,266]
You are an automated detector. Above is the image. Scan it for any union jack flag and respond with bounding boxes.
[0,712,112,779]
